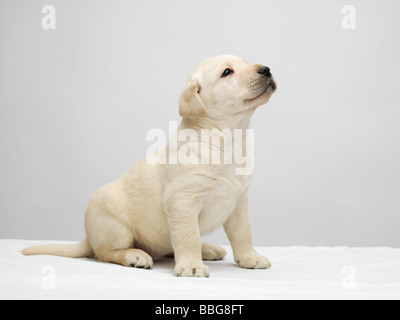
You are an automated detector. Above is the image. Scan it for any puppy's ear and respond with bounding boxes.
[179,78,206,118]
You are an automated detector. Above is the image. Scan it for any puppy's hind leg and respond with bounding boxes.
[164,243,227,261]
[85,208,153,269]
[96,247,153,269]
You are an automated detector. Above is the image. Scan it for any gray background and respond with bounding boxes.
[1,0,399,247]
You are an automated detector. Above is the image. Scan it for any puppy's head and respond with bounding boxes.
[179,55,276,120]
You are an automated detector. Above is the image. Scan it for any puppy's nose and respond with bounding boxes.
[258,66,271,77]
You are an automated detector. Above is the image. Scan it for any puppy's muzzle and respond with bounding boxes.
[258,66,272,78]
[258,66,276,90]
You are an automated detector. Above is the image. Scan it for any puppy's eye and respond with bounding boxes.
[221,69,234,78]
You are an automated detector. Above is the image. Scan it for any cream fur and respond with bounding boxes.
[22,55,276,277]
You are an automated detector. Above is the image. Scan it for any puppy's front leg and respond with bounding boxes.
[224,192,271,269]
[166,202,209,278]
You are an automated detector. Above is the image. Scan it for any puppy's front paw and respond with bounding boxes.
[236,252,271,269]
[174,262,210,278]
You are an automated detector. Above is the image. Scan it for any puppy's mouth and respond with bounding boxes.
[245,78,276,104]
[264,77,277,93]
[268,78,277,91]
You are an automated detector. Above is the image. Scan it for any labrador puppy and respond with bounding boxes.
[22,55,277,277]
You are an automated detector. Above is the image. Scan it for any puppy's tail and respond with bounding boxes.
[21,238,94,259]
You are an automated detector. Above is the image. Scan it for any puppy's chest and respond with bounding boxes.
[198,169,252,234]
[214,163,253,191]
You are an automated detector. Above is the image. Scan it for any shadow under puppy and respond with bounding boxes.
[22,54,277,277]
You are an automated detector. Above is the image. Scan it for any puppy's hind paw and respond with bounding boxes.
[125,249,153,269]
[202,242,227,261]
[236,253,271,270]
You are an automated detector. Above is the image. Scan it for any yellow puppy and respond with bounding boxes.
[22,55,277,277]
